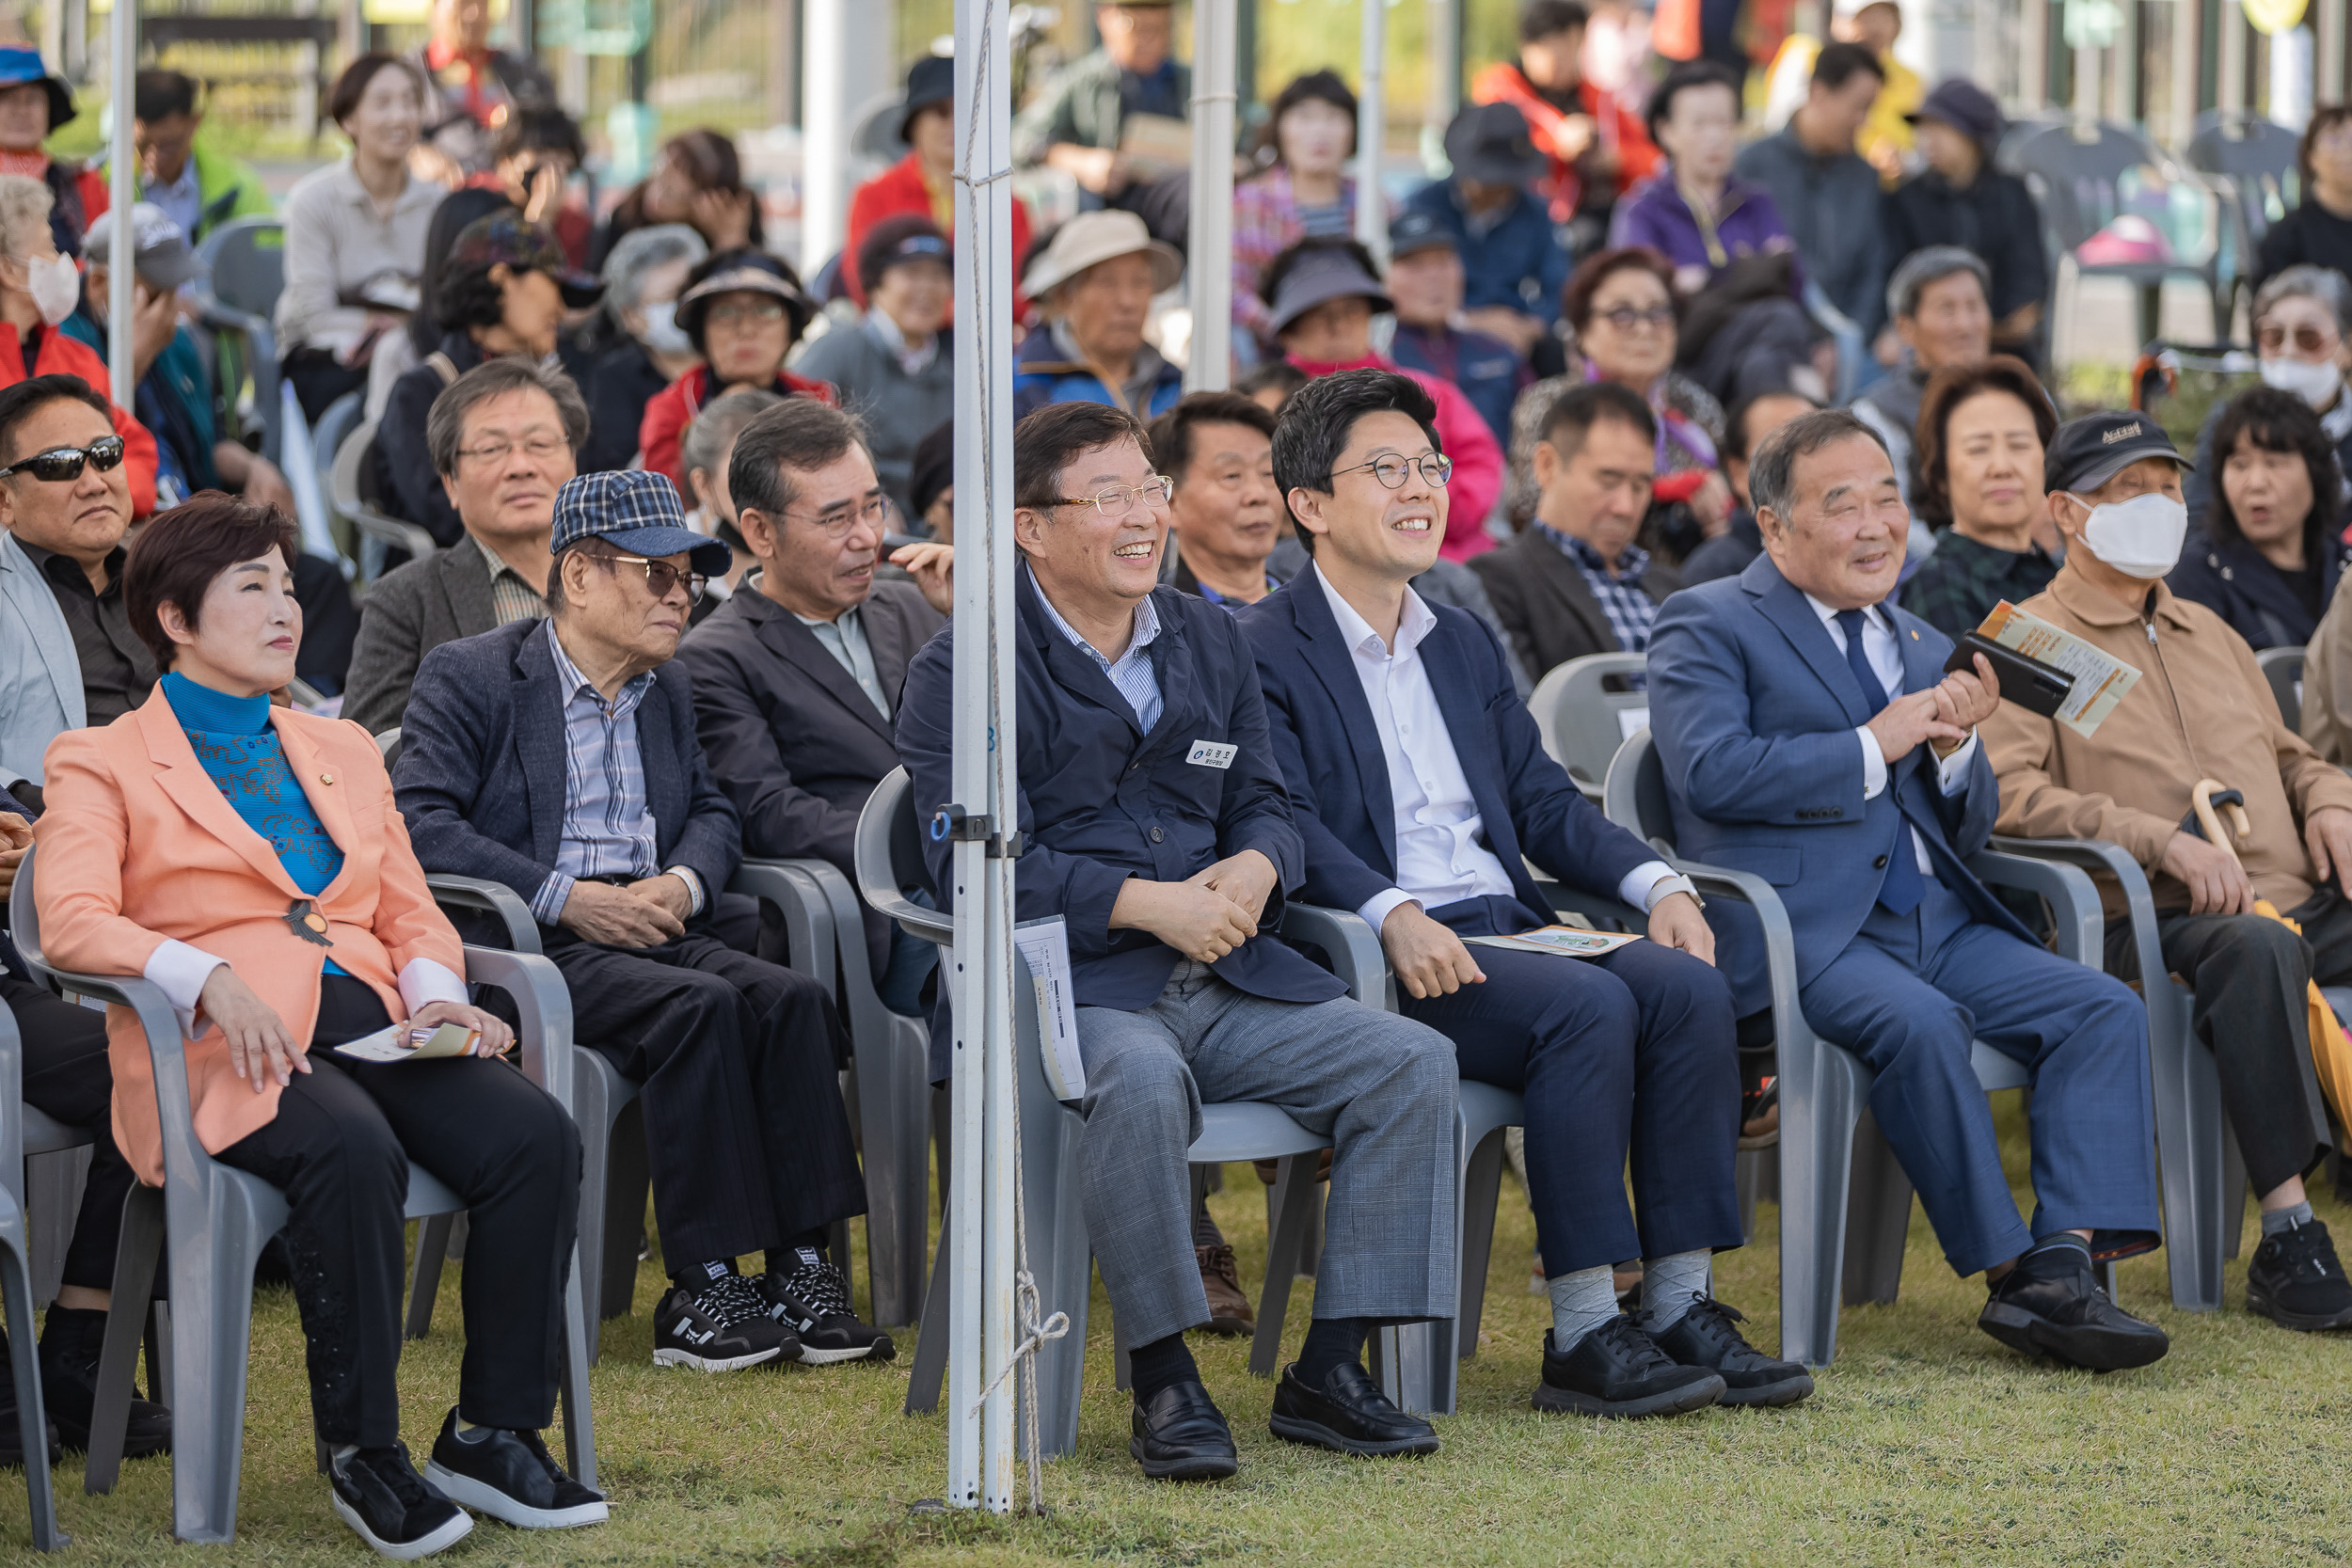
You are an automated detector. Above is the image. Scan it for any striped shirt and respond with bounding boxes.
[529,621,706,925]
[474,534,549,625]
[1033,575,1165,732]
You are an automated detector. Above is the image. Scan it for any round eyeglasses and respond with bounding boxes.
[1327,452,1453,490]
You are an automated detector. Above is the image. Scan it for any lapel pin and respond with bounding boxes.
[320,773,334,784]
[1909,629,1918,641]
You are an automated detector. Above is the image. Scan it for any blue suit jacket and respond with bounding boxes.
[1645,554,2031,1015]
[897,567,1344,1042]
[1238,566,1653,935]
[391,619,744,915]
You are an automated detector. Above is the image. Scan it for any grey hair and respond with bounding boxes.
[424,356,590,477]
[1885,245,1989,323]
[0,176,54,261]
[681,388,786,487]
[599,223,708,321]
[2253,263,2352,338]
[1746,407,1891,521]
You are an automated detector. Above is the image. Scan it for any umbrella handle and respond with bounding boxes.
[2190,778,2251,864]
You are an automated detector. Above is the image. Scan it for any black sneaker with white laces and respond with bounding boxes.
[329,1442,471,1560]
[757,1248,898,1364]
[422,1408,608,1529]
[651,1274,796,1371]
[2248,1216,2352,1331]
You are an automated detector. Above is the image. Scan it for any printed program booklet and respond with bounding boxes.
[1976,601,2141,738]
[331,1022,479,1065]
[1464,927,1645,958]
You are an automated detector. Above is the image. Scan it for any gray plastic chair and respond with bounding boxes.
[0,1006,67,1550]
[8,846,596,1543]
[1603,730,2153,1365]
[1528,653,1648,801]
[857,768,1450,1449]
[330,418,438,583]
[190,217,289,467]
[2185,110,2302,317]
[2257,643,2305,732]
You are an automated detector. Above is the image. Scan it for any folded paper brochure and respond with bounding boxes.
[1976,601,2141,738]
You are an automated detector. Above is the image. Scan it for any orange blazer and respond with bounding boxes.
[33,689,467,1185]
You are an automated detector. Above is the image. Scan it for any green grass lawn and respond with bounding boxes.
[12,1097,2352,1566]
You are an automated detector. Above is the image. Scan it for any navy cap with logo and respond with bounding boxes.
[549,470,733,577]
[2043,411,2194,497]
[449,211,606,308]
[1388,210,1457,260]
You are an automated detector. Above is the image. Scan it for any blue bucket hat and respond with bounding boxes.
[0,47,74,133]
[550,470,732,577]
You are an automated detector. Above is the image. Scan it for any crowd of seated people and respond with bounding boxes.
[12,14,2352,1558]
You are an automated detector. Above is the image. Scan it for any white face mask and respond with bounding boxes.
[641,299,692,356]
[2260,354,2344,411]
[25,253,78,327]
[2068,487,2188,579]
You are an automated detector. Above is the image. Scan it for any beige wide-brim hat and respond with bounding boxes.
[1021,210,1184,300]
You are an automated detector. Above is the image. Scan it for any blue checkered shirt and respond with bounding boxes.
[529,621,707,925]
[1537,524,1659,654]
[1033,575,1165,731]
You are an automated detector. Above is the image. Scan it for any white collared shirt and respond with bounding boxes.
[1314,572,1677,932]
[1804,594,1978,876]
[1034,578,1165,732]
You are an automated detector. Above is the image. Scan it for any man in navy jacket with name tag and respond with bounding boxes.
[1243,369,1806,1420]
[1646,408,2168,1370]
[897,401,1460,1482]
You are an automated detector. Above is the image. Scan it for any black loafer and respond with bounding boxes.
[1648,1297,1813,1408]
[1534,1317,1724,1418]
[1979,1243,2169,1370]
[2247,1218,2352,1332]
[1128,1380,1237,1481]
[1268,1361,1439,1457]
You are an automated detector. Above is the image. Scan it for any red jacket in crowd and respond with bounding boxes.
[844,151,1033,316]
[0,326,157,515]
[638,362,838,490]
[1470,63,1661,223]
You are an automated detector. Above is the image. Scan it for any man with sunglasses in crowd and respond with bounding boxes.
[677,399,951,1019]
[899,400,1463,1480]
[393,468,898,1377]
[1241,369,1807,1419]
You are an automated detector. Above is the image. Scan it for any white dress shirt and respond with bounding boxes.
[1316,573,1677,932]
[1805,594,1979,876]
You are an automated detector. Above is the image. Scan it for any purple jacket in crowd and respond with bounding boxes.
[1607,170,1805,295]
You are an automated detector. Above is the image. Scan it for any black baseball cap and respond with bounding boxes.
[1388,210,1457,260]
[2043,411,2194,496]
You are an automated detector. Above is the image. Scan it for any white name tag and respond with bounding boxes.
[1186,739,1238,770]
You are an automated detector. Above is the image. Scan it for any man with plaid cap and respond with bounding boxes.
[393,469,897,1372]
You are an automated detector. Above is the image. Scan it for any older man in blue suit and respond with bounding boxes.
[1241,369,1805,1419]
[898,400,1460,1481]
[395,469,893,1378]
[1646,408,2168,1370]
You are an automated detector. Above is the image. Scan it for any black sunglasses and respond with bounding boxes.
[0,436,126,483]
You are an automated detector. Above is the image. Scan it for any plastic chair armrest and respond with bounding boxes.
[1990,834,2163,987]
[730,860,835,997]
[425,874,543,955]
[1968,848,2105,967]
[0,1006,21,1211]
[761,858,897,1055]
[1279,904,1393,1010]
[459,946,573,1105]
[866,876,953,949]
[39,971,199,1173]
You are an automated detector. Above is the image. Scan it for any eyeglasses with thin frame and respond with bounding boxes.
[1050,475,1175,517]
[2257,322,2339,356]
[781,492,896,537]
[585,549,708,605]
[0,435,125,483]
[457,436,569,467]
[1327,452,1453,490]
[1592,305,1676,333]
[707,299,788,328]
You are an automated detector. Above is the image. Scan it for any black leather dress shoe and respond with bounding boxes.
[1129,1381,1237,1481]
[1268,1362,1439,1457]
[1534,1317,1724,1418]
[1979,1243,2169,1370]
[1648,1297,1813,1408]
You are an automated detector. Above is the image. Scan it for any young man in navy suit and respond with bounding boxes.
[897,401,1462,1480]
[1646,409,2169,1370]
[1241,369,1809,1417]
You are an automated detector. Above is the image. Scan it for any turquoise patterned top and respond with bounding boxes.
[162,672,348,974]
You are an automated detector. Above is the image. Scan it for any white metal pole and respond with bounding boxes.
[106,0,134,408]
[2173,0,2202,149]
[1355,0,1387,263]
[2322,0,2348,104]
[1187,0,1237,390]
[802,0,850,278]
[1425,0,1459,134]
[949,0,1019,1514]
[2219,0,2248,115]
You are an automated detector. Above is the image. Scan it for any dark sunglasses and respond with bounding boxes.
[2257,323,2337,356]
[589,550,708,605]
[0,436,125,483]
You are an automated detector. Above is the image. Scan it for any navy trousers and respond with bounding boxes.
[1403,895,1745,1277]
[1799,878,2162,1277]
